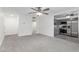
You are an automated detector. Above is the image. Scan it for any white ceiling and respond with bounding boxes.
[1,7,79,16]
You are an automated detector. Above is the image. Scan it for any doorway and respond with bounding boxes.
[54,13,78,38]
[32,20,37,34]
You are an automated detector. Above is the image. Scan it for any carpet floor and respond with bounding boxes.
[0,34,79,52]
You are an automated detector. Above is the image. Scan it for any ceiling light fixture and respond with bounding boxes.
[66,16,70,18]
[36,12,42,16]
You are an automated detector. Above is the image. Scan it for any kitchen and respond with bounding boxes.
[54,11,78,39]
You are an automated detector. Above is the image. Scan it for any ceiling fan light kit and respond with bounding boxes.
[36,12,42,16]
[28,7,50,17]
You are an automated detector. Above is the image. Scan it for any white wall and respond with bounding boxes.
[78,15,79,37]
[4,15,19,35]
[39,15,54,37]
[0,16,4,46]
[18,13,54,37]
[36,18,40,33]
[18,14,32,36]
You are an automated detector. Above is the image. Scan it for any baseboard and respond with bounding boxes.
[39,33,54,38]
[0,36,4,47]
[18,33,32,37]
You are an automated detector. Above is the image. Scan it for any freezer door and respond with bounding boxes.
[67,21,71,35]
[71,21,78,37]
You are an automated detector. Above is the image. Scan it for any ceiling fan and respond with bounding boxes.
[28,7,50,16]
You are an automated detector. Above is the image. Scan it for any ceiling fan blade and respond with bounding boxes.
[28,12,37,14]
[43,13,49,15]
[31,8,38,12]
[43,8,50,11]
